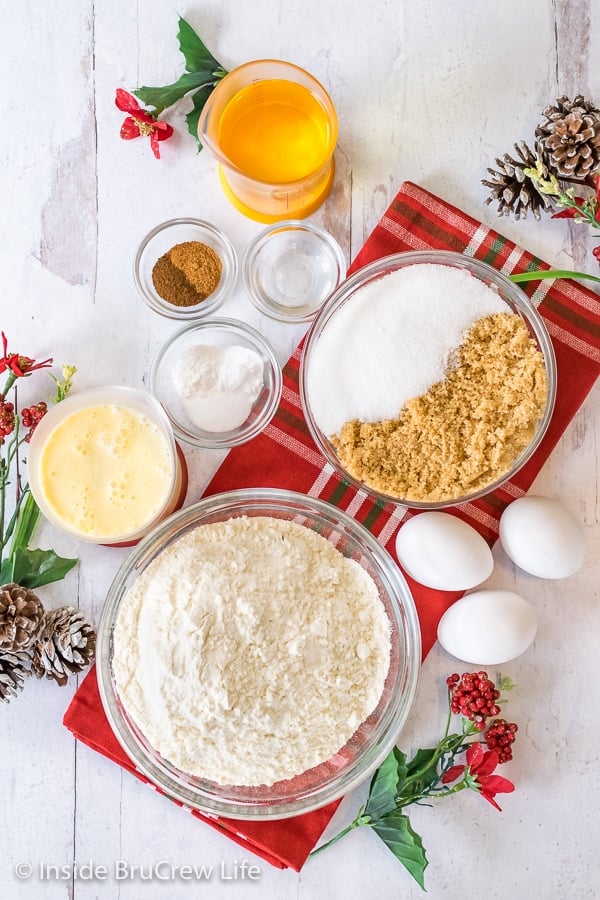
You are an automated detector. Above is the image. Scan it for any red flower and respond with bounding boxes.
[0,333,52,378]
[593,245,600,264]
[442,742,515,811]
[115,89,174,159]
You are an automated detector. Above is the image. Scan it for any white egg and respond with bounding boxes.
[395,511,494,591]
[499,495,585,579]
[437,589,537,665]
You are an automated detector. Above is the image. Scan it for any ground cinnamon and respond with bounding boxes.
[152,241,222,307]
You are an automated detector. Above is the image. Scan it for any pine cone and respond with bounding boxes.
[482,141,553,220]
[535,94,600,179]
[31,606,96,687]
[0,583,44,652]
[0,649,31,703]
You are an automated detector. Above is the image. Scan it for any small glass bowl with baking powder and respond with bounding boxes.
[134,218,238,319]
[242,220,346,322]
[149,318,283,449]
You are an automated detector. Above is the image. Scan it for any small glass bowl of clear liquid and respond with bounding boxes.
[242,220,346,322]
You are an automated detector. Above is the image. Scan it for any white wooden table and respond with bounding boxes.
[2,1,599,898]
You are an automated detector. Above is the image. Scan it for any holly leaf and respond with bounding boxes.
[134,71,217,115]
[131,16,227,149]
[10,492,41,556]
[365,747,408,819]
[398,747,440,799]
[371,810,428,890]
[0,556,14,585]
[186,84,215,149]
[406,747,439,776]
[177,15,222,73]
[8,548,77,589]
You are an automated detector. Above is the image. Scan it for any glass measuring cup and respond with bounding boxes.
[198,60,338,223]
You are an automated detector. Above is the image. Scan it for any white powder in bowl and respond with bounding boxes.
[306,263,508,435]
[112,515,391,787]
[173,344,264,433]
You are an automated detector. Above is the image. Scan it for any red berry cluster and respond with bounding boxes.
[0,399,16,443]
[485,718,518,763]
[446,672,501,731]
[21,401,47,441]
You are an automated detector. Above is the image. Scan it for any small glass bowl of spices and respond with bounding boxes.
[149,318,283,449]
[134,218,238,319]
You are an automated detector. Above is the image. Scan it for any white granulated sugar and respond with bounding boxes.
[306,263,508,435]
[112,516,391,787]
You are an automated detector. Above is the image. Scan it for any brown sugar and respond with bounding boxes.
[332,312,548,502]
[152,241,222,307]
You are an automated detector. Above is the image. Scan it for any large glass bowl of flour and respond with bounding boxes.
[96,488,421,820]
[300,251,556,509]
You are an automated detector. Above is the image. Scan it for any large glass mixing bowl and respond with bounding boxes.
[96,488,421,820]
[300,251,557,509]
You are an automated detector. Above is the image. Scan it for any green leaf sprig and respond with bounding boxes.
[310,673,517,890]
[0,356,99,704]
[0,361,77,589]
[133,17,228,149]
[509,268,600,285]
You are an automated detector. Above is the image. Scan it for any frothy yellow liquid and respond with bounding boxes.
[218,79,332,183]
[39,405,174,541]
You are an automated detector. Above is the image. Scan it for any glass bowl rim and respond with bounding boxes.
[96,487,421,820]
[148,317,283,449]
[133,217,239,320]
[299,250,558,510]
[241,219,347,323]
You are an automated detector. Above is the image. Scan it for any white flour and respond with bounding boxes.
[173,343,263,432]
[112,516,391,787]
[306,263,508,435]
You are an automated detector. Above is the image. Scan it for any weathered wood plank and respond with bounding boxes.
[1,2,599,898]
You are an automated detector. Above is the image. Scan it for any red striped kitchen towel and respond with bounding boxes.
[64,180,600,872]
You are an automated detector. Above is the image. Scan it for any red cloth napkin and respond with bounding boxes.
[64,181,600,872]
